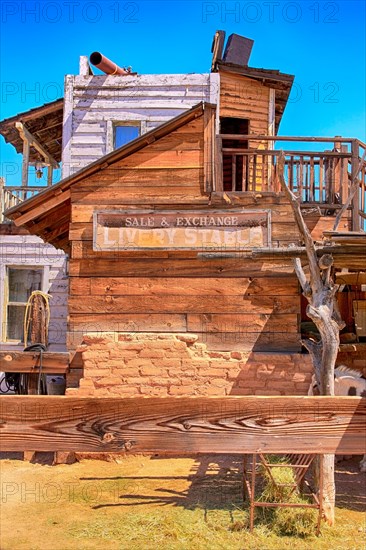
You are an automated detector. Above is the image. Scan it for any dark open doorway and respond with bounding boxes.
[221,117,249,191]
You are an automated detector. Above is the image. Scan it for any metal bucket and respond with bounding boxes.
[46,375,66,395]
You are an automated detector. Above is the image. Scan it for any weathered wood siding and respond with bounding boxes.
[67,113,301,353]
[219,73,273,191]
[0,234,68,348]
[62,73,218,178]
[220,73,271,135]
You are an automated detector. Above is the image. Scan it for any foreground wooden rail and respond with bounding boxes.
[0,351,70,374]
[1,396,365,454]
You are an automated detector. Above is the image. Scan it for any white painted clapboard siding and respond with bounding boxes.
[62,73,219,177]
[0,235,68,346]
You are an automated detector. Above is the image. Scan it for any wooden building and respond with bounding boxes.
[2,33,366,396]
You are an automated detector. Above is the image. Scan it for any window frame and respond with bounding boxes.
[2,265,48,344]
[106,119,146,153]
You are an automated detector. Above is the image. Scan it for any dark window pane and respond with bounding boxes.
[7,305,26,341]
[8,269,42,302]
[115,126,139,149]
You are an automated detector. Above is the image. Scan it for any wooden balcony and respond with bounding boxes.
[218,136,366,231]
[0,181,47,223]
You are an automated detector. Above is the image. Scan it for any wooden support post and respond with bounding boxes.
[47,165,53,187]
[21,138,30,193]
[351,140,360,231]
[250,453,257,532]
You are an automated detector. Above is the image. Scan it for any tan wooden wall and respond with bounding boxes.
[67,114,302,354]
[219,73,272,191]
[219,73,271,135]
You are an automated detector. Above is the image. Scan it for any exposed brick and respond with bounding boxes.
[295,383,312,394]
[109,350,138,360]
[82,351,110,361]
[83,368,111,378]
[126,358,153,368]
[198,368,228,378]
[169,386,192,396]
[141,340,173,350]
[140,366,164,376]
[292,372,308,382]
[269,381,300,391]
[175,333,198,344]
[83,359,97,368]
[169,368,196,378]
[182,359,209,369]
[208,351,231,359]
[111,367,140,377]
[107,360,127,368]
[149,377,170,387]
[79,379,95,388]
[256,365,276,378]
[255,390,281,395]
[73,333,312,398]
[159,359,182,369]
[140,386,169,396]
[200,386,226,396]
[139,349,165,358]
[210,379,230,388]
[95,376,123,386]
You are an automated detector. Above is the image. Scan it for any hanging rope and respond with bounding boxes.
[23,291,52,395]
[23,290,52,348]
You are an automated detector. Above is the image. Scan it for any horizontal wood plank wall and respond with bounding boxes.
[219,73,271,191]
[63,74,213,177]
[67,110,301,354]
[1,396,365,454]
[220,73,270,135]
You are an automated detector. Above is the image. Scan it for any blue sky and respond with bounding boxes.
[0,0,365,185]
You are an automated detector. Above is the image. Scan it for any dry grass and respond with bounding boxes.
[0,454,365,550]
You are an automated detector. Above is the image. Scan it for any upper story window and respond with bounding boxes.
[114,124,140,149]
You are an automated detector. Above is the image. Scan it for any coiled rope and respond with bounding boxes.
[23,290,51,348]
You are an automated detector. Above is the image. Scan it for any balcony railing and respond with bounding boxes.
[1,137,366,232]
[218,136,366,231]
[0,183,47,222]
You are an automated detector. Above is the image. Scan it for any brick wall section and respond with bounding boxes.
[66,332,314,397]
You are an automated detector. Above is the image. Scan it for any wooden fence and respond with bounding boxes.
[1,396,365,454]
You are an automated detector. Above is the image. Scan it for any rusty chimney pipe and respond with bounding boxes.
[89,52,136,75]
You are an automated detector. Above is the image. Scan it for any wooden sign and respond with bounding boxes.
[94,210,270,251]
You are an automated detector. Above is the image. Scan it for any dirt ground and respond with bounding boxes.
[0,453,365,550]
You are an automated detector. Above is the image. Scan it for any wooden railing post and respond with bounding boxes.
[351,139,360,231]
[215,136,223,192]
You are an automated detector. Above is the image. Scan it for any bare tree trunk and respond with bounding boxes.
[278,153,345,525]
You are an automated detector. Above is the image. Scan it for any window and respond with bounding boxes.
[5,268,43,342]
[114,124,140,149]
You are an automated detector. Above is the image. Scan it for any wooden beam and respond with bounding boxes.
[335,272,366,285]
[15,122,59,168]
[0,396,365,454]
[0,351,70,373]
[13,189,71,226]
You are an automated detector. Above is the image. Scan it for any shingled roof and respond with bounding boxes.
[0,98,63,163]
